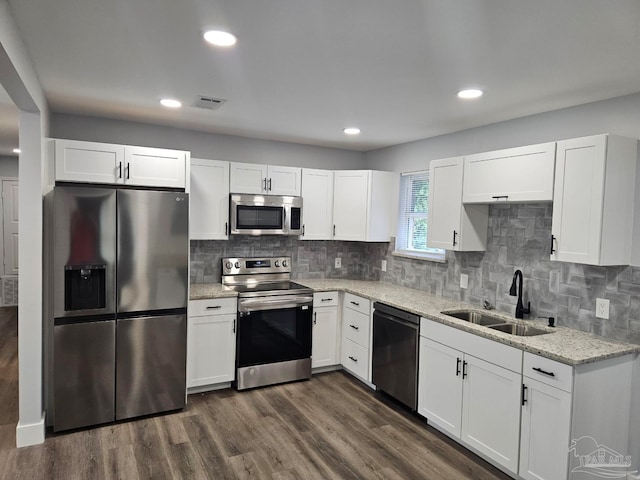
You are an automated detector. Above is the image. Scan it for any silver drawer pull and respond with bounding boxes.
[206,305,222,310]
[349,324,359,330]
[350,301,360,306]
[532,367,555,377]
[348,356,358,362]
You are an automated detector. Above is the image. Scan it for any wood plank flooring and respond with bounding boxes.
[0,306,510,479]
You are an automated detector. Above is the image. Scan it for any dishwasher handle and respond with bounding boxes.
[373,310,419,330]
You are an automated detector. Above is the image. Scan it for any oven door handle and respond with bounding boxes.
[238,296,313,312]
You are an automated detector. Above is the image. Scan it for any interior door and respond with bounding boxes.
[2,180,19,275]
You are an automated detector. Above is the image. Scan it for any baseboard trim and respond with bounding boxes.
[16,413,45,447]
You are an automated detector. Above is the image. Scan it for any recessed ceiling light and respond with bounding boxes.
[457,89,483,99]
[203,30,237,47]
[343,128,361,135]
[160,99,182,108]
[12,148,21,154]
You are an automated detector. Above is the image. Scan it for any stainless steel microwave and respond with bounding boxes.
[230,194,303,235]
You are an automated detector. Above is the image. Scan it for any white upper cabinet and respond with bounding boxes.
[333,170,398,242]
[190,159,230,240]
[229,162,301,195]
[463,142,556,203]
[427,157,488,251]
[301,168,334,240]
[124,146,187,188]
[54,139,187,188]
[551,134,638,265]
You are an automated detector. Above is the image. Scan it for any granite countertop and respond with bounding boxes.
[190,283,238,300]
[190,279,640,366]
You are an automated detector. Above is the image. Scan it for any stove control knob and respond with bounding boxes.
[225,261,233,270]
[275,260,280,267]
[234,262,240,268]
[282,260,288,267]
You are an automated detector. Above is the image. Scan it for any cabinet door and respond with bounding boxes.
[333,170,369,241]
[230,162,268,194]
[519,378,572,480]
[187,313,236,388]
[428,157,463,249]
[55,139,123,184]
[301,168,334,240]
[418,337,464,438]
[124,146,186,188]
[461,355,521,474]
[190,159,230,240]
[428,157,488,251]
[463,142,555,203]
[267,165,301,195]
[312,306,339,368]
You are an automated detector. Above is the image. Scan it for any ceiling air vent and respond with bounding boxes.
[192,95,226,110]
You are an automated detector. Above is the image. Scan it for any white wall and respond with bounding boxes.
[0,155,19,177]
[0,0,49,447]
[365,92,640,172]
[51,113,366,170]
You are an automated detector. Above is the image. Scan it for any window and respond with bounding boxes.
[395,171,445,260]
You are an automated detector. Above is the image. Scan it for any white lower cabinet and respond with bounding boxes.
[340,293,372,382]
[418,319,522,475]
[519,377,572,480]
[312,292,340,369]
[187,298,237,389]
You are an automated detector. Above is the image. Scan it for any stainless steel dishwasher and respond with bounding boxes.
[372,302,420,410]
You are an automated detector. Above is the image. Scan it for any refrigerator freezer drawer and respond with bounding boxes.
[53,320,115,431]
[115,314,187,420]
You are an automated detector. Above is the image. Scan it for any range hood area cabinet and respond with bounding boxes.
[462,142,556,204]
[229,162,301,196]
[53,138,188,189]
[300,168,334,240]
[190,158,230,240]
[427,156,488,251]
[551,134,638,266]
[332,170,399,242]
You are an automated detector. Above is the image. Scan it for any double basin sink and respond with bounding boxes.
[441,310,552,337]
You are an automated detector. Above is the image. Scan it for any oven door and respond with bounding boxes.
[237,296,312,368]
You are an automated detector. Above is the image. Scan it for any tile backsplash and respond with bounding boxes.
[376,203,640,345]
[190,203,640,345]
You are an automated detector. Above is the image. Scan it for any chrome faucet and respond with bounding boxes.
[509,269,530,319]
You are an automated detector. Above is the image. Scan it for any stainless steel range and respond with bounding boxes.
[222,256,313,390]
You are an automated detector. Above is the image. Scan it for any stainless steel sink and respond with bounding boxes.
[487,323,551,336]
[441,310,508,326]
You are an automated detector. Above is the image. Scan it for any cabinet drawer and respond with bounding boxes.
[189,298,237,317]
[523,352,573,393]
[313,291,339,307]
[344,293,370,315]
[341,337,369,380]
[342,308,370,347]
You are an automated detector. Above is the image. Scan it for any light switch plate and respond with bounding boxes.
[596,298,610,319]
[335,257,342,268]
[460,273,469,289]
[381,260,387,272]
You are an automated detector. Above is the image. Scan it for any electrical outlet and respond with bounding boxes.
[460,273,469,289]
[335,257,342,268]
[596,298,610,319]
[381,260,387,272]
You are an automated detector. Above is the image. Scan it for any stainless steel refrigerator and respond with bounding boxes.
[52,185,188,432]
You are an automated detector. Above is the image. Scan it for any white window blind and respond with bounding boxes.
[396,171,445,260]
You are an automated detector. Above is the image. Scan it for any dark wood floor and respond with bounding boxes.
[0,307,510,479]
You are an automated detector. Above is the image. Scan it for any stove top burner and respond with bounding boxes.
[226,281,312,296]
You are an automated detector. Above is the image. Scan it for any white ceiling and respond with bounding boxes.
[5,0,640,151]
[0,84,19,157]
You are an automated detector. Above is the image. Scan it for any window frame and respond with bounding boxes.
[394,170,446,262]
